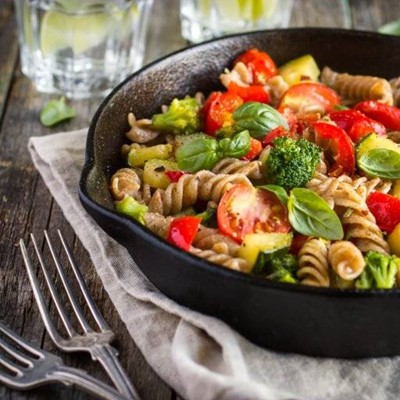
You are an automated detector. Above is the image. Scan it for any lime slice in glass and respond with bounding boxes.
[40,10,111,55]
[238,0,278,21]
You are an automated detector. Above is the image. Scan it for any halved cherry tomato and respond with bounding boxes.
[201,91,243,136]
[227,81,270,104]
[165,170,186,182]
[217,184,290,243]
[167,216,201,251]
[366,192,400,234]
[329,109,386,142]
[234,48,278,85]
[354,100,400,131]
[279,82,340,114]
[241,138,262,161]
[312,121,355,176]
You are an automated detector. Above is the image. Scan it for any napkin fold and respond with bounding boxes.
[29,129,400,400]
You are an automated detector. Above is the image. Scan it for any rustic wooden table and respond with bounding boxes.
[1,0,400,399]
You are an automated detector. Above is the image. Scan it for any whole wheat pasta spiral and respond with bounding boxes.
[212,158,263,180]
[189,247,249,272]
[126,112,160,143]
[193,225,240,256]
[328,240,366,280]
[307,175,389,254]
[147,170,252,215]
[110,168,142,201]
[298,238,330,287]
[390,76,400,107]
[321,66,393,106]
[143,213,173,238]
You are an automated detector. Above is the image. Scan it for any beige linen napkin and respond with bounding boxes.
[29,129,400,400]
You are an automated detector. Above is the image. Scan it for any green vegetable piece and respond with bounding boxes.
[254,247,298,284]
[219,130,251,158]
[232,101,288,140]
[176,136,221,172]
[266,136,321,190]
[288,188,344,241]
[258,184,289,205]
[114,196,148,225]
[39,97,76,127]
[151,97,201,135]
[379,19,400,36]
[358,148,400,179]
[197,207,217,227]
[356,251,400,289]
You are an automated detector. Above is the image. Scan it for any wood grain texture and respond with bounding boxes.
[0,0,398,399]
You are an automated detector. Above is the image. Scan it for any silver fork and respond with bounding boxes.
[0,322,127,400]
[19,230,140,400]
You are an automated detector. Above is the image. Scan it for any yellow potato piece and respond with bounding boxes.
[388,223,400,256]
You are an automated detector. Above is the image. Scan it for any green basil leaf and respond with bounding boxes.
[39,97,76,127]
[176,137,221,172]
[288,188,344,240]
[379,19,400,36]
[258,184,289,205]
[232,101,288,140]
[358,148,400,179]
[219,130,251,158]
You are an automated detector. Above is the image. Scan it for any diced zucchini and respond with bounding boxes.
[238,232,293,271]
[356,133,400,160]
[128,144,173,167]
[279,54,320,87]
[143,159,179,189]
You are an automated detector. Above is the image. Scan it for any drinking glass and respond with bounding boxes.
[14,0,153,99]
[180,0,294,44]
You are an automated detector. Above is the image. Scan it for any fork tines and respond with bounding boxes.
[19,230,112,343]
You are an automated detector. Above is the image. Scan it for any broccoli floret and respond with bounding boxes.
[355,251,400,289]
[114,196,148,225]
[255,248,298,284]
[151,97,201,135]
[266,136,321,190]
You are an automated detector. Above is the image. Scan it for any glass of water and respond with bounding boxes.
[14,0,153,99]
[180,0,294,44]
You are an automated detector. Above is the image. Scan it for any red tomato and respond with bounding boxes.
[165,170,186,182]
[234,48,278,85]
[354,101,400,131]
[227,81,270,103]
[201,91,243,136]
[366,192,400,234]
[167,216,201,251]
[289,234,309,255]
[329,109,386,142]
[312,121,355,176]
[279,82,340,114]
[217,184,290,242]
[261,126,293,147]
[241,138,262,161]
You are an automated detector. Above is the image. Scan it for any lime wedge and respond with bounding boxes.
[40,10,110,55]
[238,0,277,21]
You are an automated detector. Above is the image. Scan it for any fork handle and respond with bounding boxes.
[51,365,129,400]
[91,344,141,400]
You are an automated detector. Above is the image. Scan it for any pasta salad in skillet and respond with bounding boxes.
[109,48,400,289]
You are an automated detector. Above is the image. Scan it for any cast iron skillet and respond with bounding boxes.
[79,28,400,359]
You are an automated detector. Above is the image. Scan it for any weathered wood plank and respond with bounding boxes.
[0,0,18,124]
